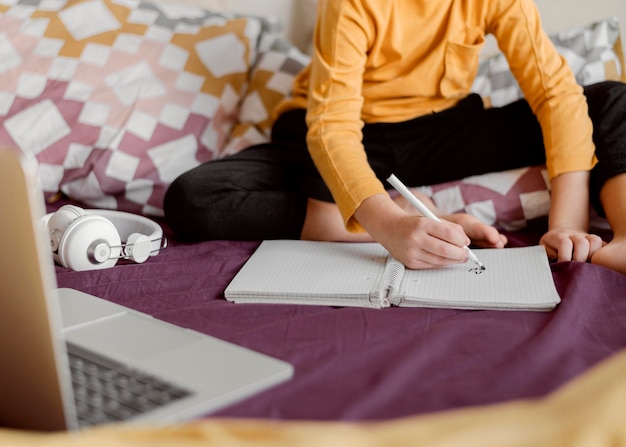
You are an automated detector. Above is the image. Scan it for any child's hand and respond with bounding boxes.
[356,193,472,269]
[540,228,605,262]
[382,214,472,269]
[392,188,506,249]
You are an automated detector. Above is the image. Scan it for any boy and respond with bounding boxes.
[165,0,626,274]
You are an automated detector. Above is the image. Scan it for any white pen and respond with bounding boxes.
[387,174,485,270]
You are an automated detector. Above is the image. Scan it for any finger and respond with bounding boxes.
[416,228,471,263]
[571,235,590,262]
[557,237,574,262]
[541,243,558,262]
[498,234,508,248]
[404,233,470,268]
[402,218,471,267]
[427,240,469,263]
[586,234,605,258]
[403,247,468,269]
[423,219,470,248]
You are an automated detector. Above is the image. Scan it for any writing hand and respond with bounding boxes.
[385,214,473,269]
[355,193,471,269]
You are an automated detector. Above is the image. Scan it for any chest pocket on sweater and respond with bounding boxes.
[440,38,483,98]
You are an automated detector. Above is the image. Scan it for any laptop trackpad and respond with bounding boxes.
[57,287,128,329]
[63,312,202,361]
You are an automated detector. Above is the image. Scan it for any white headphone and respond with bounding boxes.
[43,205,166,271]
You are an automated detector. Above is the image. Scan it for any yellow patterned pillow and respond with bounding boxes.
[225,36,310,155]
[0,0,262,215]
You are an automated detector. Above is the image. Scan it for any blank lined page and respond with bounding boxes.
[400,246,560,310]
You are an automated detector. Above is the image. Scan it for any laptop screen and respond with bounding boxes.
[0,149,75,431]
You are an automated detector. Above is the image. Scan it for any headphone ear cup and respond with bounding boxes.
[56,215,121,271]
[47,205,86,253]
[124,233,152,263]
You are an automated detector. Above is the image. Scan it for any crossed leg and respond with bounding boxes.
[591,173,626,275]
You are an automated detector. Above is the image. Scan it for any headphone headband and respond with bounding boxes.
[80,209,163,255]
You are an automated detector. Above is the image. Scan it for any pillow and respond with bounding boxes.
[224,34,310,155]
[0,0,263,216]
[153,0,228,8]
[472,16,626,108]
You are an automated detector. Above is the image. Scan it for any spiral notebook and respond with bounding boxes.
[225,240,561,311]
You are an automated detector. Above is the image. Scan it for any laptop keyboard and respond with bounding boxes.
[67,343,192,427]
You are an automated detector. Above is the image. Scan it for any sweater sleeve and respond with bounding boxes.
[486,0,597,178]
[305,0,385,232]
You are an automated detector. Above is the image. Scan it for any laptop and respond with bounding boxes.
[0,148,293,432]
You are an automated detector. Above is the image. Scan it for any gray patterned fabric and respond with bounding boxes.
[472,17,624,107]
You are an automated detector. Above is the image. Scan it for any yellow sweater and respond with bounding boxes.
[276,0,597,231]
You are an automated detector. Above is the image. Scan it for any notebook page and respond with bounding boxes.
[225,241,391,308]
[399,246,560,310]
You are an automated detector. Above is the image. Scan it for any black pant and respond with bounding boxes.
[164,81,626,241]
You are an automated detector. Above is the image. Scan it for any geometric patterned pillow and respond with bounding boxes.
[0,0,263,216]
[224,35,310,155]
[472,17,626,108]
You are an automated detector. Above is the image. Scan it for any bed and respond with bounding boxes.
[1,0,626,444]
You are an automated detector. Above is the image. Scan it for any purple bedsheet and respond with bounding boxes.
[53,205,626,421]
